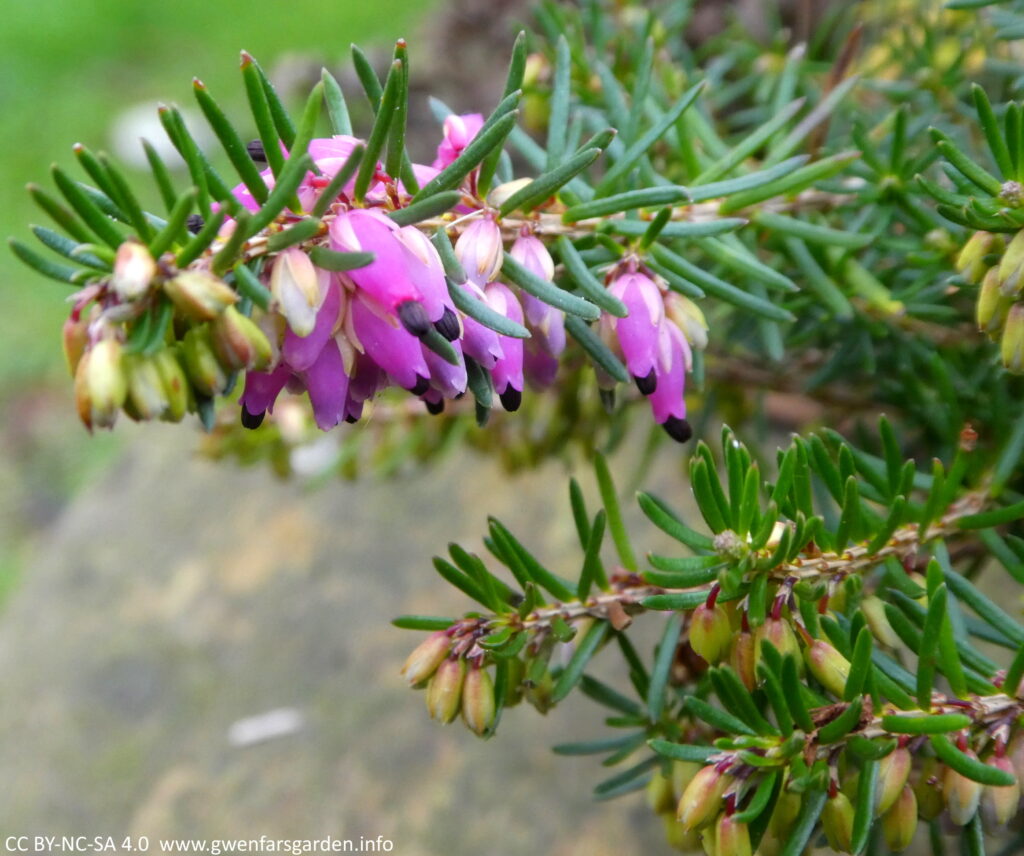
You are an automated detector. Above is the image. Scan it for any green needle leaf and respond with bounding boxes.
[553,620,610,703]
[502,252,600,320]
[595,451,638,572]
[647,613,683,721]
[499,147,605,217]
[930,734,1016,785]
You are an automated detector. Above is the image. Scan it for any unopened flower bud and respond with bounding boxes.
[123,353,168,421]
[977,268,1011,338]
[713,530,748,561]
[716,813,751,856]
[861,595,899,648]
[62,315,89,376]
[998,228,1024,295]
[754,831,781,856]
[689,602,733,664]
[805,639,850,697]
[768,788,802,837]
[876,746,912,816]
[699,821,716,856]
[210,305,273,371]
[678,765,730,831]
[182,324,230,396]
[1001,303,1024,373]
[944,758,983,825]
[981,755,1020,828]
[648,770,676,815]
[881,784,917,852]
[270,248,325,337]
[729,630,756,691]
[425,657,466,724]
[913,757,944,821]
[956,231,995,285]
[672,760,702,799]
[486,178,533,211]
[74,339,127,430]
[754,618,801,669]
[461,663,496,736]
[664,292,708,351]
[111,240,157,300]
[822,791,855,853]
[400,631,451,687]
[661,815,701,853]
[455,216,505,286]
[152,347,191,422]
[164,270,238,321]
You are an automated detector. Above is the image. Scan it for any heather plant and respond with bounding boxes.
[11,0,1024,852]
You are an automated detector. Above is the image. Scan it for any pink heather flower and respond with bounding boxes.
[330,209,449,335]
[455,216,505,287]
[281,276,344,372]
[606,270,664,393]
[348,293,431,393]
[648,321,692,442]
[432,113,485,170]
[510,233,565,361]
[421,338,468,401]
[270,249,330,338]
[456,281,504,369]
[484,282,525,411]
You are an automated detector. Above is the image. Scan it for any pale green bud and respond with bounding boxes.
[1001,302,1024,373]
[62,315,89,377]
[664,292,708,351]
[768,788,802,838]
[152,348,191,422]
[956,230,994,285]
[210,305,273,371]
[805,639,850,697]
[876,746,912,816]
[944,758,982,825]
[754,618,801,670]
[689,603,733,664]
[822,791,855,853]
[182,325,230,396]
[74,339,127,430]
[881,784,917,852]
[672,760,701,800]
[982,756,1020,828]
[425,657,466,724]
[111,240,156,300]
[661,814,701,853]
[123,353,169,421]
[977,267,1011,337]
[861,595,899,648]
[164,270,238,321]
[399,631,451,687]
[678,765,730,831]
[460,664,496,736]
[729,631,756,692]
[997,228,1024,295]
[912,757,944,821]
[648,770,676,815]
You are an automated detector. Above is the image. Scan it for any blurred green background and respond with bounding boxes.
[0,0,434,594]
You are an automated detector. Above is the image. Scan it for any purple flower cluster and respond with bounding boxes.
[228,115,699,440]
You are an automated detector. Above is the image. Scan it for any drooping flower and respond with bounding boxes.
[484,282,525,411]
[510,231,565,387]
[455,215,505,287]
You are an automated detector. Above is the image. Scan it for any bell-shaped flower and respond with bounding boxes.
[607,270,665,394]
[281,276,345,372]
[348,292,431,393]
[648,321,692,443]
[510,233,565,362]
[484,282,525,411]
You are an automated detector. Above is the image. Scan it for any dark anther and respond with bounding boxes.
[410,375,431,396]
[434,306,460,341]
[186,214,205,234]
[397,300,431,338]
[499,386,522,412]
[246,139,267,163]
[241,408,265,429]
[425,398,445,415]
[634,369,657,396]
[661,416,693,443]
[344,413,359,424]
